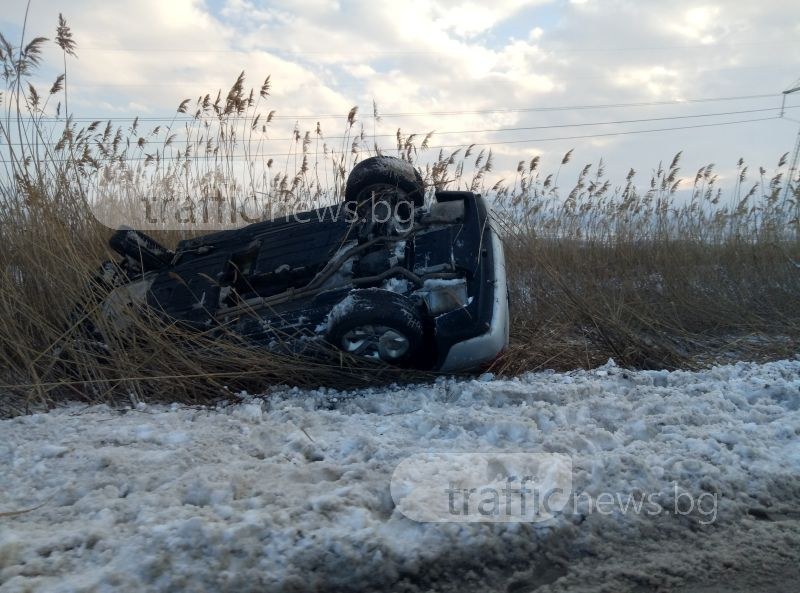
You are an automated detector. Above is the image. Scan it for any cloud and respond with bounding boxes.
[670,5,724,43]
[430,0,547,38]
[2,0,799,191]
[612,65,681,97]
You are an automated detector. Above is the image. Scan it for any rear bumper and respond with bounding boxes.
[438,213,509,372]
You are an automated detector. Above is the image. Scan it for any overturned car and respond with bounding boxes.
[100,156,508,372]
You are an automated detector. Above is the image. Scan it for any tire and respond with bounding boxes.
[326,289,425,366]
[345,156,425,210]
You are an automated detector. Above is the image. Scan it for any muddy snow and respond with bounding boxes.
[1,359,799,592]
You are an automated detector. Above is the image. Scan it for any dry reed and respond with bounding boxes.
[1,16,798,416]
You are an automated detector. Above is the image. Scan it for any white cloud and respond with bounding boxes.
[431,0,540,38]
[344,64,377,78]
[612,65,681,97]
[669,5,724,43]
[2,0,799,191]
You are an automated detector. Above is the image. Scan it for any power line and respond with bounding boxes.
[0,115,779,163]
[3,106,794,147]
[781,79,800,200]
[77,40,788,55]
[444,116,779,148]
[60,64,799,90]
[24,93,783,123]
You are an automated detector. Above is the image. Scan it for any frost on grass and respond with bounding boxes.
[1,359,799,592]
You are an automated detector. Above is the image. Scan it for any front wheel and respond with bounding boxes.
[326,289,425,366]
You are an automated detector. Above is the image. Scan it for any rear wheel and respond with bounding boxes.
[326,289,425,366]
[345,156,425,214]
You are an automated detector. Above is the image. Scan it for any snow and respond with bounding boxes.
[420,277,467,289]
[415,278,469,313]
[392,239,407,263]
[323,292,356,332]
[1,359,799,592]
[317,241,356,290]
[381,277,410,294]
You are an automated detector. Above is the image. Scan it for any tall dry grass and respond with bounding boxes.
[0,18,432,418]
[492,152,800,372]
[0,16,798,416]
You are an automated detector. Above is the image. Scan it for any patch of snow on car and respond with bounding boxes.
[324,292,357,332]
[382,277,409,294]
[421,278,467,289]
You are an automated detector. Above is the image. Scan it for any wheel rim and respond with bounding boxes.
[357,185,412,231]
[341,325,410,360]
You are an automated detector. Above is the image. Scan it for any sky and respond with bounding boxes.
[2,0,800,196]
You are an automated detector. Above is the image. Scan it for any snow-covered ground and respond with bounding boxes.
[2,359,800,592]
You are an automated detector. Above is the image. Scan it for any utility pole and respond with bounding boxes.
[782,78,800,201]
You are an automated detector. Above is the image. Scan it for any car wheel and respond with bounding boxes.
[326,289,425,366]
[345,156,425,212]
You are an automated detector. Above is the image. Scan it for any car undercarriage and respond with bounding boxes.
[97,156,509,371]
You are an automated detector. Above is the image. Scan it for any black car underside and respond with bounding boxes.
[103,157,503,370]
